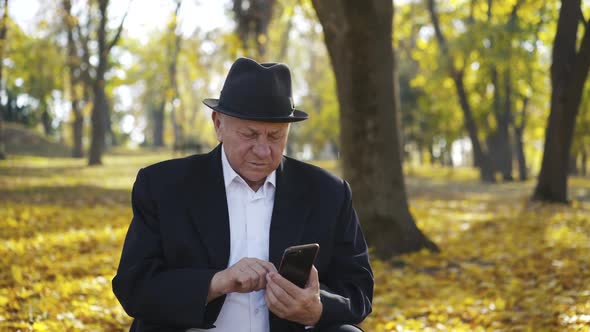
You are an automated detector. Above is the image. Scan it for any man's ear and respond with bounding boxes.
[212,112,223,141]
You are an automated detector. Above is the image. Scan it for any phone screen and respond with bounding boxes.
[278,243,319,288]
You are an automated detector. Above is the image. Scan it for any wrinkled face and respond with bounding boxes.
[213,112,290,190]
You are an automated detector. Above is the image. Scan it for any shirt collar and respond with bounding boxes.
[221,144,276,191]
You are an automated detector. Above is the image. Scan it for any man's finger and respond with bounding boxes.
[265,282,289,316]
[268,272,303,297]
[244,264,266,290]
[306,265,319,289]
[266,273,295,307]
[257,260,278,273]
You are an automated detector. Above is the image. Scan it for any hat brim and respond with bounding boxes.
[203,98,308,123]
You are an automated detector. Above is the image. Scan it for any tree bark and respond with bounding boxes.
[0,0,9,160]
[63,0,85,158]
[88,0,127,165]
[568,153,578,175]
[312,0,438,257]
[426,0,494,182]
[167,0,184,149]
[152,100,165,147]
[533,0,590,202]
[499,69,514,180]
[582,150,587,176]
[514,98,528,181]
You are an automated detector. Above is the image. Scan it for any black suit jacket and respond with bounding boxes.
[112,145,373,332]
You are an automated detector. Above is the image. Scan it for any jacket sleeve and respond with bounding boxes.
[316,180,374,328]
[112,168,225,329]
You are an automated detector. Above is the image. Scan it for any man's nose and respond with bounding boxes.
[252,141,271,158]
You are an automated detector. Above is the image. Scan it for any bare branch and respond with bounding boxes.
[107,0,133,52]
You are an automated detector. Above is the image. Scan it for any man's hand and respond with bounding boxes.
[208,258,277,302]
[264,266,322,326]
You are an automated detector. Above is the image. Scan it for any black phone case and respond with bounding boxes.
[278,243,319,288]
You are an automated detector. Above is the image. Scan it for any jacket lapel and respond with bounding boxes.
[186,145,230,270]
[269,157,312,268]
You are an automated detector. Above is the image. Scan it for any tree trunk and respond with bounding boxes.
[152,101,165,147]
[88,0,127,165]
[427,0,494,182]
[500,70,514,180]
[89,81,108,165]
[168,0,183,149]
[41,100,52,136]
[0,0,9,160]
[88,0,109,165]
[72,107,84,157]
[533,0,590,202]
[568,153,578,175]
[64,0,84,158]
[514,123,527,181]
[582,150,587,176]
[488,69,514,181]
[312,0,438,257]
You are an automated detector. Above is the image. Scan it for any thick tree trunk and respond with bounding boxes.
[312,0,438,257]
[533,0,590,202]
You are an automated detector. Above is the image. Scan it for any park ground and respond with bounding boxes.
[0,151,589,331]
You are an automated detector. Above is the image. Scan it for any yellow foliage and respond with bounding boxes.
[1,155,590,331]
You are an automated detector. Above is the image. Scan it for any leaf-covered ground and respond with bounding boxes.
[1,154,589,331]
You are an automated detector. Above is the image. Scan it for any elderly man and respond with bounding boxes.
[112,58,373,332]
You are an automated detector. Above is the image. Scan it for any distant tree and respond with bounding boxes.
[166,0,184,149]
[312,0,438,256]
[88,0,129,165]
[0,0,8,160]
[62,0,87,158]
[426,0,495,182]
[232,0,275,59]
[533,0,590,202]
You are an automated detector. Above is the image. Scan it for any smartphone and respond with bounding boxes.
[278,243,320,288]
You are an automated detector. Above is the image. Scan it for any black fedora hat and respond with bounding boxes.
[203,57,308,123]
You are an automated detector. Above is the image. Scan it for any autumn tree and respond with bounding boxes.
[312,0,437,256]
[88,0,128,165]
[166,0,184,149]
[425,0,495,181]
[62,0,88,158]
[232,0,275,59]
[0,0,8,160]
[533,0,590,202]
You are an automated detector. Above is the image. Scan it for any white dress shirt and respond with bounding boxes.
[188,145,275,332]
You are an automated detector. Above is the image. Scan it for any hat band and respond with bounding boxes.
[218,93,295,118]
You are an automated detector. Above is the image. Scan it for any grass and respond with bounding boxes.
[1,151,589,331]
